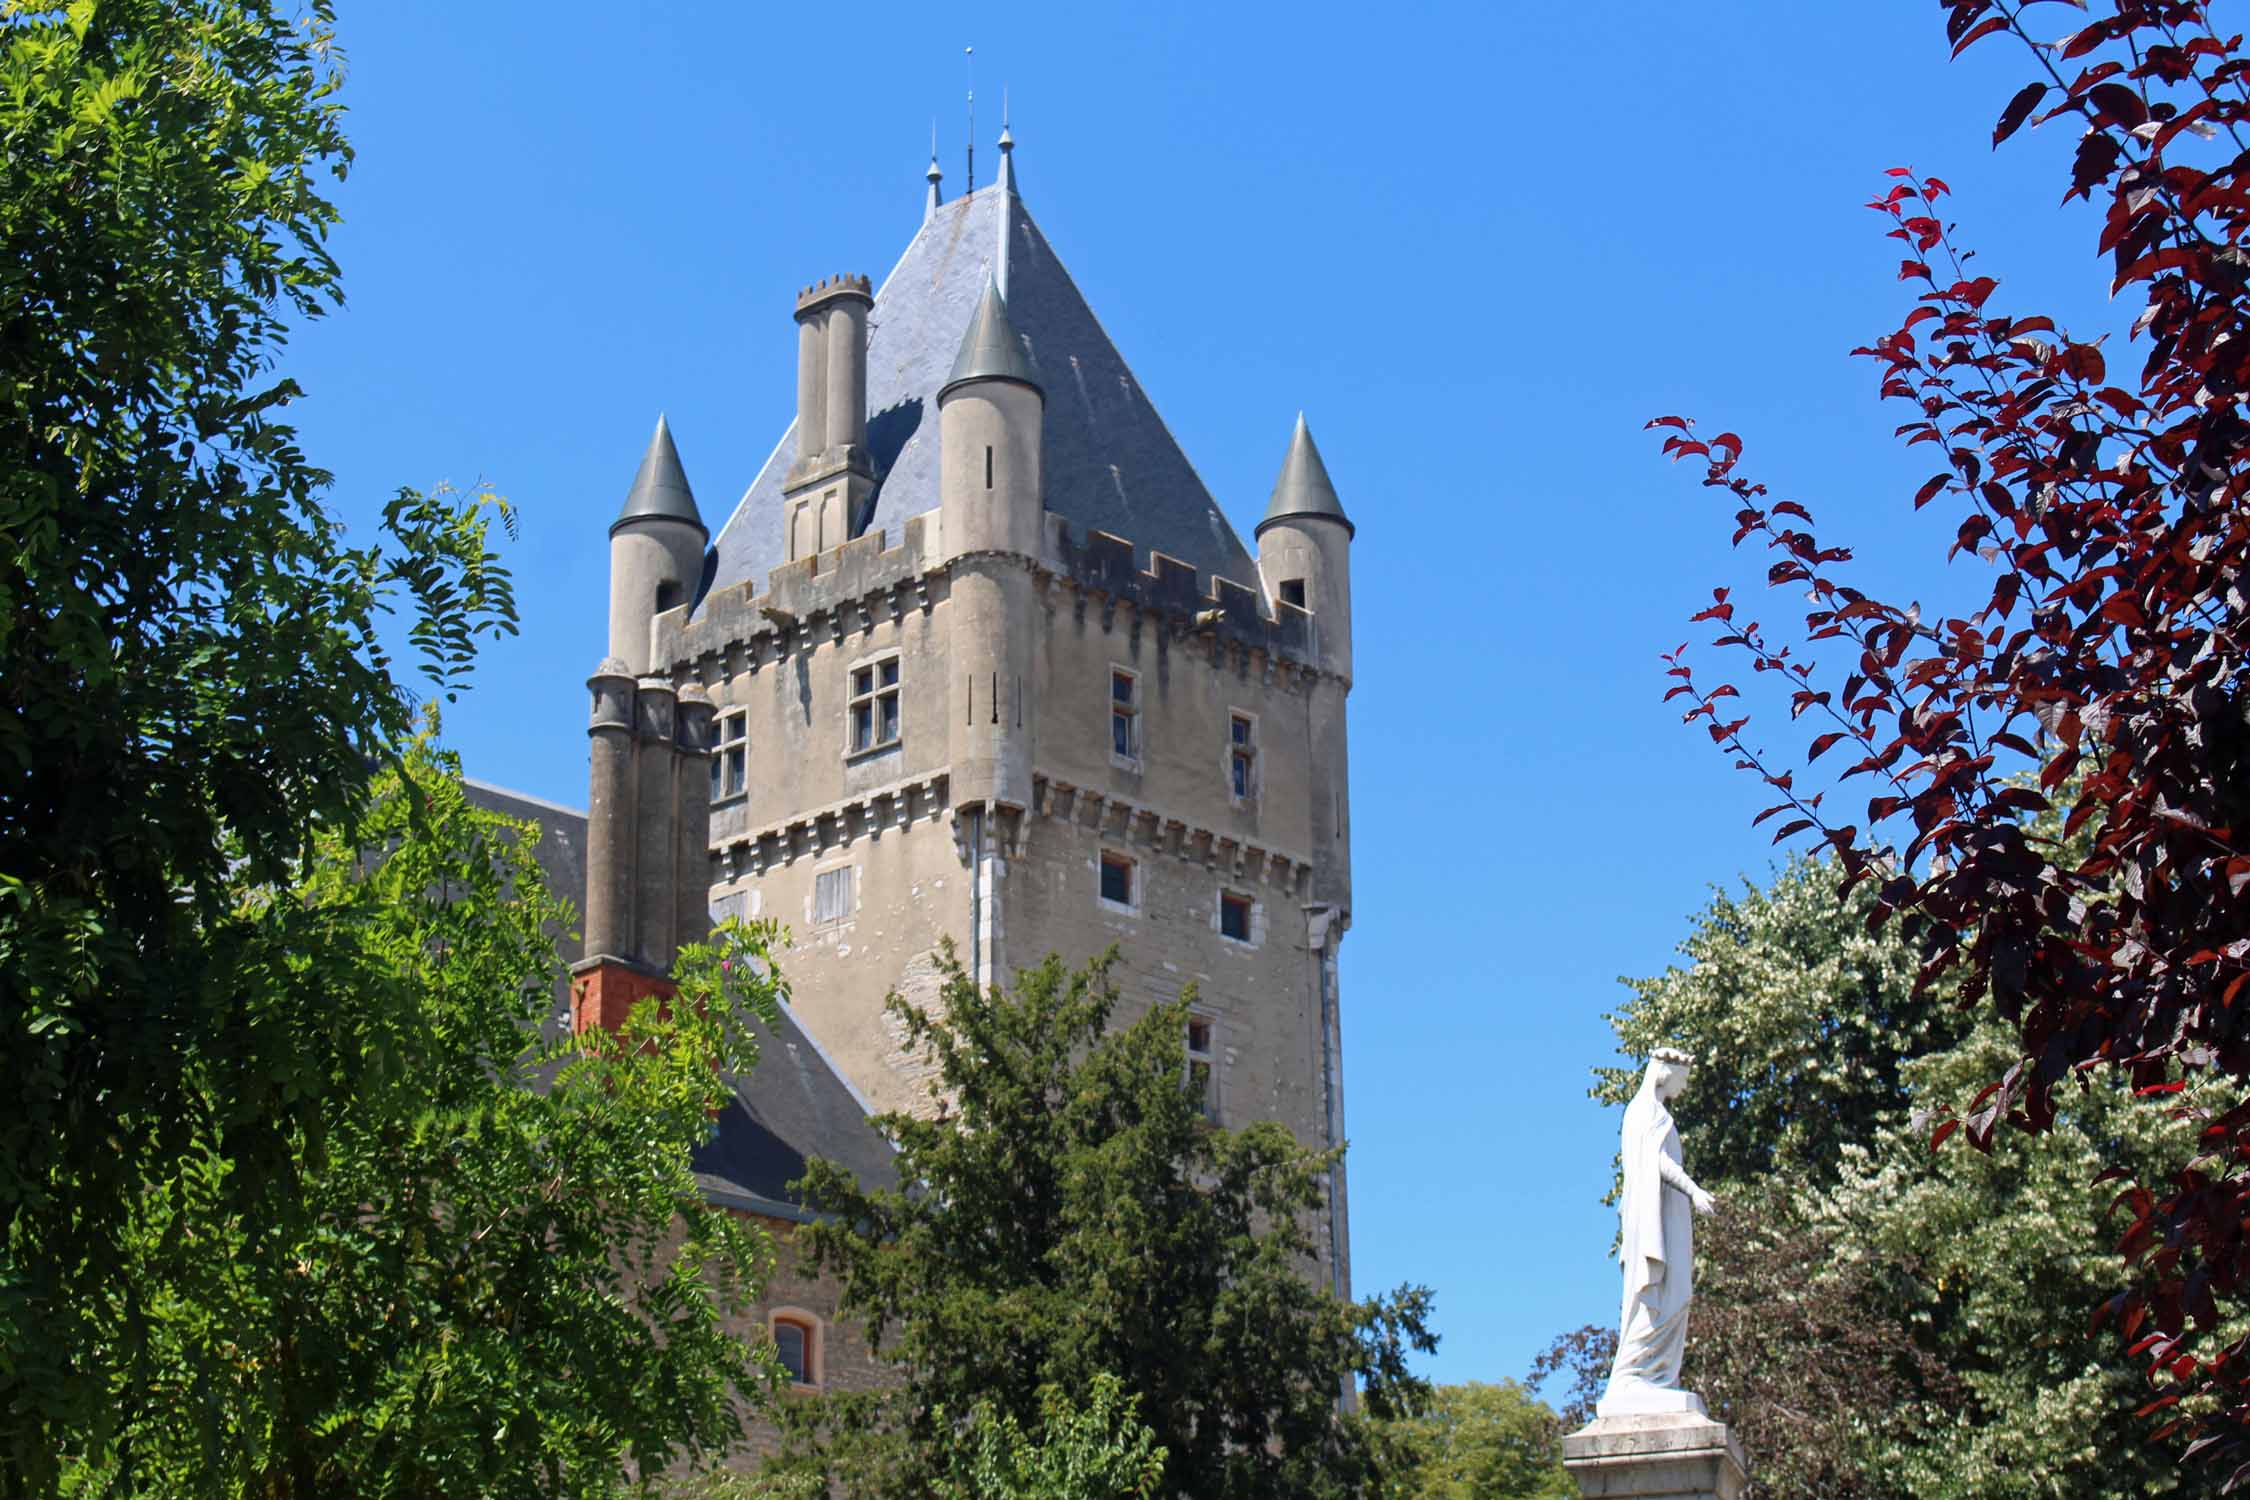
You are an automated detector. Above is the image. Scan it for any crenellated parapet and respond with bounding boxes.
[651,507,1333,698]
[1048,523,1324,682]
[657,515,944,687]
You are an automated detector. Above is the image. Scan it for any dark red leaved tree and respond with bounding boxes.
[1656,0,2250,1476]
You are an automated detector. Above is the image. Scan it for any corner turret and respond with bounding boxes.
[608,415,708,676]
[1255,414,1353,682]
[938,277,1044,558]
[578,420,717,1037]
[941,277,1045,848]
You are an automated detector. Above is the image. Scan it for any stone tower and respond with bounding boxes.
[583,137,1359,1294]
[574,415,716,1030]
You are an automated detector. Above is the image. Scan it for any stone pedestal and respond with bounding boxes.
[1563,1411,1746,1500]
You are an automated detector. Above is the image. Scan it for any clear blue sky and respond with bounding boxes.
[285,2,2121,1388]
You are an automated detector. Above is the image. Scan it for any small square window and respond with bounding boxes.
[711,710,748,802]
[1099,851,1135,907]
[1110,669,1139,763]
[850,656,902,754]
[1278,579,1307,609]
[1220,892,1252,943]
[814,865,854,925]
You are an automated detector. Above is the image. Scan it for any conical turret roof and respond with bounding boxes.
[1257,414,1352,537]
[612,414,706,537]
[940,277,1042,399]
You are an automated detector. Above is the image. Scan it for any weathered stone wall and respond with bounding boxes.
[710,818,966,1121]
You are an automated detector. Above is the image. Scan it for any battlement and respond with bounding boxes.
[795,273,873,317]
[660,507,1330,691]
[657,514,943,687]
[1051,522,1320,673]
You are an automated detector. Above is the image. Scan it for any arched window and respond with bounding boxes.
[771,1309,821,1388]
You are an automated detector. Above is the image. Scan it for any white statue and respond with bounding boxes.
[1599,1046,1716,1418]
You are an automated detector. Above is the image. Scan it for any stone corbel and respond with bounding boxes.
[1216,836,1242,877]
[998,804,1029,860]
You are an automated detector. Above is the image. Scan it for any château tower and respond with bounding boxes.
[575,133,1360,1296]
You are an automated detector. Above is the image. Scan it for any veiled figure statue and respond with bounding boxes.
[1599,1046,1716,1418]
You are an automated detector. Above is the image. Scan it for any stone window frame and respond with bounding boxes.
[811,860,856,928]
[710,707,748,804]
[1097,847,1139,914]
[846,650,902,759]
[1185,1013,1220,1123]
[1226,708,1258,806]
[1217,887,1260,948]
[769,1306,823,1390]
[1109,665,1141,770]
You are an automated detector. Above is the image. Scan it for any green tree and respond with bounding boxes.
[1557,853,2218,1498]
[1380,1381,1571,1500]
[0,2,779,1490]
[936,1374,1168,1500]
[788,947,1437,1500]
[65,742,786,1495]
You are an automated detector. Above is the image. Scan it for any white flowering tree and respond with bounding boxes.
[1542,853,2222,1498]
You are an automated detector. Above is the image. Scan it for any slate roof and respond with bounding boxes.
[614,414,706,537]
[1259,413,1353,538]
[459,779,894,1219]
[943,276,1042,399]
[706,182,1259,602]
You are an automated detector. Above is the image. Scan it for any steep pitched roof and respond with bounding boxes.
[707,184,1257,600]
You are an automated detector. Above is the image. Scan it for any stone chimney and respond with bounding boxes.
[784,274,875,561]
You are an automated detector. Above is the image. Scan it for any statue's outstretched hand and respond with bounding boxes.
[1690,1187,1716,1216]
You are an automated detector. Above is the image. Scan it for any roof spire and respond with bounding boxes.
[964,45,975,196]
[613,413,707,537]
[1256,413,1353,538]
[926,121,944,220]
[997,90,1016,196]
[941,275,1042,400]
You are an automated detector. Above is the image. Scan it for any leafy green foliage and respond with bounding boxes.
[1377,1381,1571,1500]
[1562,853,2221,1498]
[788,946,1436,1500]
[1596,863,1971,1193]
[936,1374,1167,1500]
[0,2,775,1489]
[56,742,787,1495]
